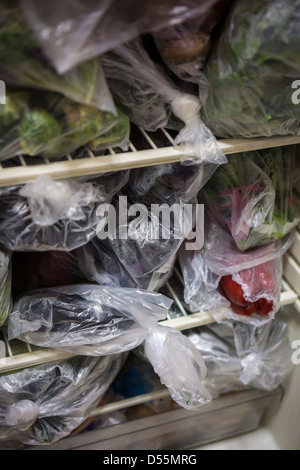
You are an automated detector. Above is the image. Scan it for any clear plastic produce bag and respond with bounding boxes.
[0,249,12,327]
[0,88,130,161]
[101,38,226,165]
[153,0,234,84]
[8,285,212,411]
[20,0,221,74]
[201,0,300,139]
[0,0,115,113]
[78,161,219,291]
[187,315,293,397]
[0,354,125,448]
[178,245,229,313]
[0,172,129,252]
[202,147,300,251]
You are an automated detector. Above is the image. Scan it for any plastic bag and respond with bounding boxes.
[201,0,300,139]
[8,285,212,411]
[101,38,226,165]
[0,354,125,448]
[20,0,221,74]
[0,0,115,113]
[0,249,12,327]
[12,250,86,294]
[152,0,233,84]
[178,245,229,313]
[202,147,300,251]
[78,161,218,291]
[0,88,129,161]
[0,172,129,252]
[187,315,293,397]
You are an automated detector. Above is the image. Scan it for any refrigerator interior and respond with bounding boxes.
[0,124,299,451]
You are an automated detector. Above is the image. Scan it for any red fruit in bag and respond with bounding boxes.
[256,298,274,317]
[230,302,257,317]
[220,275,250,307]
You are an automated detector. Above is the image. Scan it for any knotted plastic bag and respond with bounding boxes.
[0,172,129,251]
[101,38,226,165]
[0,354,125,448]
[201,0,300,138]
[8,285,212,411]
[187,315,293,397]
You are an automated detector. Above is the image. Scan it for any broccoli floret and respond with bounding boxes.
[63,103,104,142]
[19,109,62,156]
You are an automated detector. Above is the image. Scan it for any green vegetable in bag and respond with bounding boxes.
[0,88,130,160]
[201,0,300,138]
[0,0,115,113]
[203,146,300,251]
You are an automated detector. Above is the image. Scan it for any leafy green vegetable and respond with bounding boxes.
[203,146,300,250]
[201,0,300,138]
[0,88,130,160]
[0,0,115,113]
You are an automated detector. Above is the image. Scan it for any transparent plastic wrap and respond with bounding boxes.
[178,245,229,313]
[20,0,220,74]
[217,258,283,326]
[202,147,300,251]
[187,315,293,397]
[0,249,12,327]
[0,1,115,113]
[101,38,226,165]
[8,285,212,411]
[152,0,233,84]
[201,0,300,139]
[0,88,129,161]
[0,172,129,252]
[78,161,219,291]
[0,354,125,448]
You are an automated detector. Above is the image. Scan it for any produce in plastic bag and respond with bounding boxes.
[0,172,129,252]
[218,258,283,326]
[20,0,221,74]
[0,354,125,448]
[0,88,130,161]
[8,285,212,411]
[153,0,233,84]
[187,315,293,397]
[201,0,300,138]
[0,0,115,113]
[78,161,217,291]
[12,250,86,294]
[178,245,229,313]
[101,38,226,164]
[0,249,12,327]
[202,147,300,251]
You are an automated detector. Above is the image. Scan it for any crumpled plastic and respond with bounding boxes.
[101,38,226,165]
[0,354,125,448]
[20,0,221,74]
[187,315,293,397]
[8,285,212,412]
[0,171,129,251]
[0,249,12,327]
